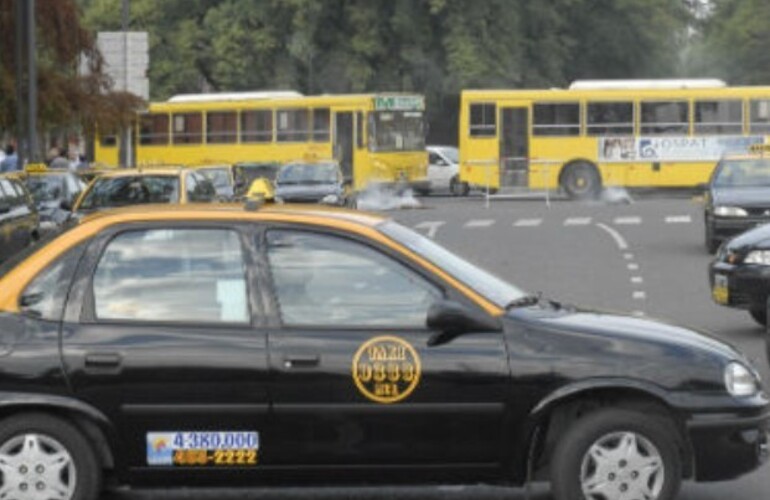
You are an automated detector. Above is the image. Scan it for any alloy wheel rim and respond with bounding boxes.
[0,433,76,500]
[580,431,664,500]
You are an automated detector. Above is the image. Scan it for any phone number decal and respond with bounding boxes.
[147,431,259,466]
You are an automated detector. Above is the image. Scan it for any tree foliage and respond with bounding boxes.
[78,0,695,142]
[0,0,144,137]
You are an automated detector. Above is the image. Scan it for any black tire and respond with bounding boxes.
[550,408,682,500]
[0,413,102,500]
[705,220,719,254]
[561,162,602,199]
[449,176,470,196]
[749,308,767,326]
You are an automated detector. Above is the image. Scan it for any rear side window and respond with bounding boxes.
[20,243,86,321]
[186,173,216,202]
[533,103,580,136]
[469,103,496,137]
[92,229,249,324]
[641,101,689,135]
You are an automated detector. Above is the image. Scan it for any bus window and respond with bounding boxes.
[356,112,364,149]
[277,109,310,142]
[206,111,237,144]
[139,114,169,145]
[533,103,580,136]
[640,101,689,135]
[694,100,743,135]
[313,109,330,142]
[369,111,424,152]
[173,113,203,144]
[469,103,496,137]
[241,110,273,143]
[587,102,633,135]
[750,100,770,134]
[100,133,118,147]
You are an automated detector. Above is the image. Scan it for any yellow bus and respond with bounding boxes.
[95,91,429,191]
[459,80,770,198]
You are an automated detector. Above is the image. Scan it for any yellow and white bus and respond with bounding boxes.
[95,92,428,191]
[459,80,770,197]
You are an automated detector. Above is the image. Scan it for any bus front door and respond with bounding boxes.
[500,107,529,188]
[334,112,354,183]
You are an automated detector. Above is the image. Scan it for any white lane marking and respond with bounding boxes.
[614,216,642,225]
[564,217,592,226]
[632,311,646,317]
[631,276,644,284]
[627,263,639,271]
[596,223,629,250]
[624,253,634,260]
[464,219,495,228]
[514,218,543,227]
[414,221,445,239]
[633,291,647,300]
[665,215,692,224]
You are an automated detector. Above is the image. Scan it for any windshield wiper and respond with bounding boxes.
[505,293,542,309]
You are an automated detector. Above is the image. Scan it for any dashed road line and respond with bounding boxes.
[627,263,639,271]
[631,276,644,284]
[514,218,543,227]
[623,253,634,260]
[632,291,647,300]
[665,215,692,224]
[596,223,629,250]
[564,217,592,226]
[614,216,642,225]
[464,219,495,228]
[414,221,445,239]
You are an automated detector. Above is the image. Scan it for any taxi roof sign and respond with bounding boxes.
[24,163,48,173]
[748,143,770,154]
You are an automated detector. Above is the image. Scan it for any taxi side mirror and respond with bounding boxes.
[426,300,501,347]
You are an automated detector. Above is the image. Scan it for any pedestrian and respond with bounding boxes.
[49,148,70,169]
[0,145,18,172]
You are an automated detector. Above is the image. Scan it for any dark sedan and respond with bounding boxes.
[274,161,346,205]
[704,155,770,253]
[710,222,770,326]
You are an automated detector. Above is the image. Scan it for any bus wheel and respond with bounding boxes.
[561,162,601,199]
[450,176,470,196]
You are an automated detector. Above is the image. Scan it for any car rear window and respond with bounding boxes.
[78,175,180,210]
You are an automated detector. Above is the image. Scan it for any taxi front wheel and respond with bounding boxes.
[550,408,682,500]
[0,413,101,500]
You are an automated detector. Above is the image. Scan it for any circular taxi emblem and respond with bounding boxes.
[352,336,421,404]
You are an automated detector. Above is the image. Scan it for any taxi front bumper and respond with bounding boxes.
[709,260,770,311]
[686,408,770,481]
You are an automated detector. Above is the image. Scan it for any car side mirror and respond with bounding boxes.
[426,300,501,347]
[435,159,448,167]
[59,199,72,211]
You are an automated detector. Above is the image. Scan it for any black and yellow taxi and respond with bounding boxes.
[0,174,38,262]
[23,164,87,231]
[72,167,217,216]
[0,203,767,500]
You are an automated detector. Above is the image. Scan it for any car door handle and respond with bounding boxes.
[84,352,122,370]
[283,355,320,369]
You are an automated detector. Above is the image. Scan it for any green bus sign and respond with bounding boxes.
[374,96,425,111]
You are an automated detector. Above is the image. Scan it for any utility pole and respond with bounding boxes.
[26,0,38,163]
[13,0,26,167]
[119,0,133,167]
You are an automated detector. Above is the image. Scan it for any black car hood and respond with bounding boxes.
[712,186,770,207]
[723,222,770,250]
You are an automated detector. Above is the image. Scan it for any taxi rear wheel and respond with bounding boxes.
[0,413,101,500]
[550,408,682,500]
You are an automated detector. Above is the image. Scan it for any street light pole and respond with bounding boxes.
[120,0,133,167]
[13,0,26,167]
[26,0,38,163]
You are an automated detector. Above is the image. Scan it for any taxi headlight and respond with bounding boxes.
[744,250,770,265]
[714,206,748,217]
[724,362,759,397]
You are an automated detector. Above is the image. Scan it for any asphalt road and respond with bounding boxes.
[108,192,768,500]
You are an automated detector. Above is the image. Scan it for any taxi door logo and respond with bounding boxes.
[146,433,174,466]
[352,335,421,404]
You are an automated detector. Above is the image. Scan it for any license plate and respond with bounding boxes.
[147,431,259,467]
[713,274,729,305]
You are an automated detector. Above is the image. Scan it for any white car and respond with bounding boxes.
[426,145,469,195]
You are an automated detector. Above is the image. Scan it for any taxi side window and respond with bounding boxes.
[186,173,216,202]
[266,230,441,328]
[20,243,86,321]
[92,228,249,324]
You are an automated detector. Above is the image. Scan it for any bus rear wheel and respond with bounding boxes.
[561,162,601,199]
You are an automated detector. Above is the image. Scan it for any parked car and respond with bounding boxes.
[0,204,765,500]
[426,145,468,195]
[709,222,770,325]
[25,170,86,231]
[274,161,346,205]
[703,152,770,253]
[0,175,39,262]
[73,167,217,216]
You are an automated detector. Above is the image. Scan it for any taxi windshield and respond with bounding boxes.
[714,158,770,187]
[198,168,231,189]
[379,221,526,308]
[27,175,65,203]
[277,163,339,185]
[79,175,180,210]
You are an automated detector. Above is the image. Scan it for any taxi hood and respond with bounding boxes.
[712,186,770,208]
[723,223,770,251]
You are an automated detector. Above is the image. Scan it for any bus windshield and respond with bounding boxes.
[369,111,425,152]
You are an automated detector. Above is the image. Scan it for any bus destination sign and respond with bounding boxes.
[374,96,425,111]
